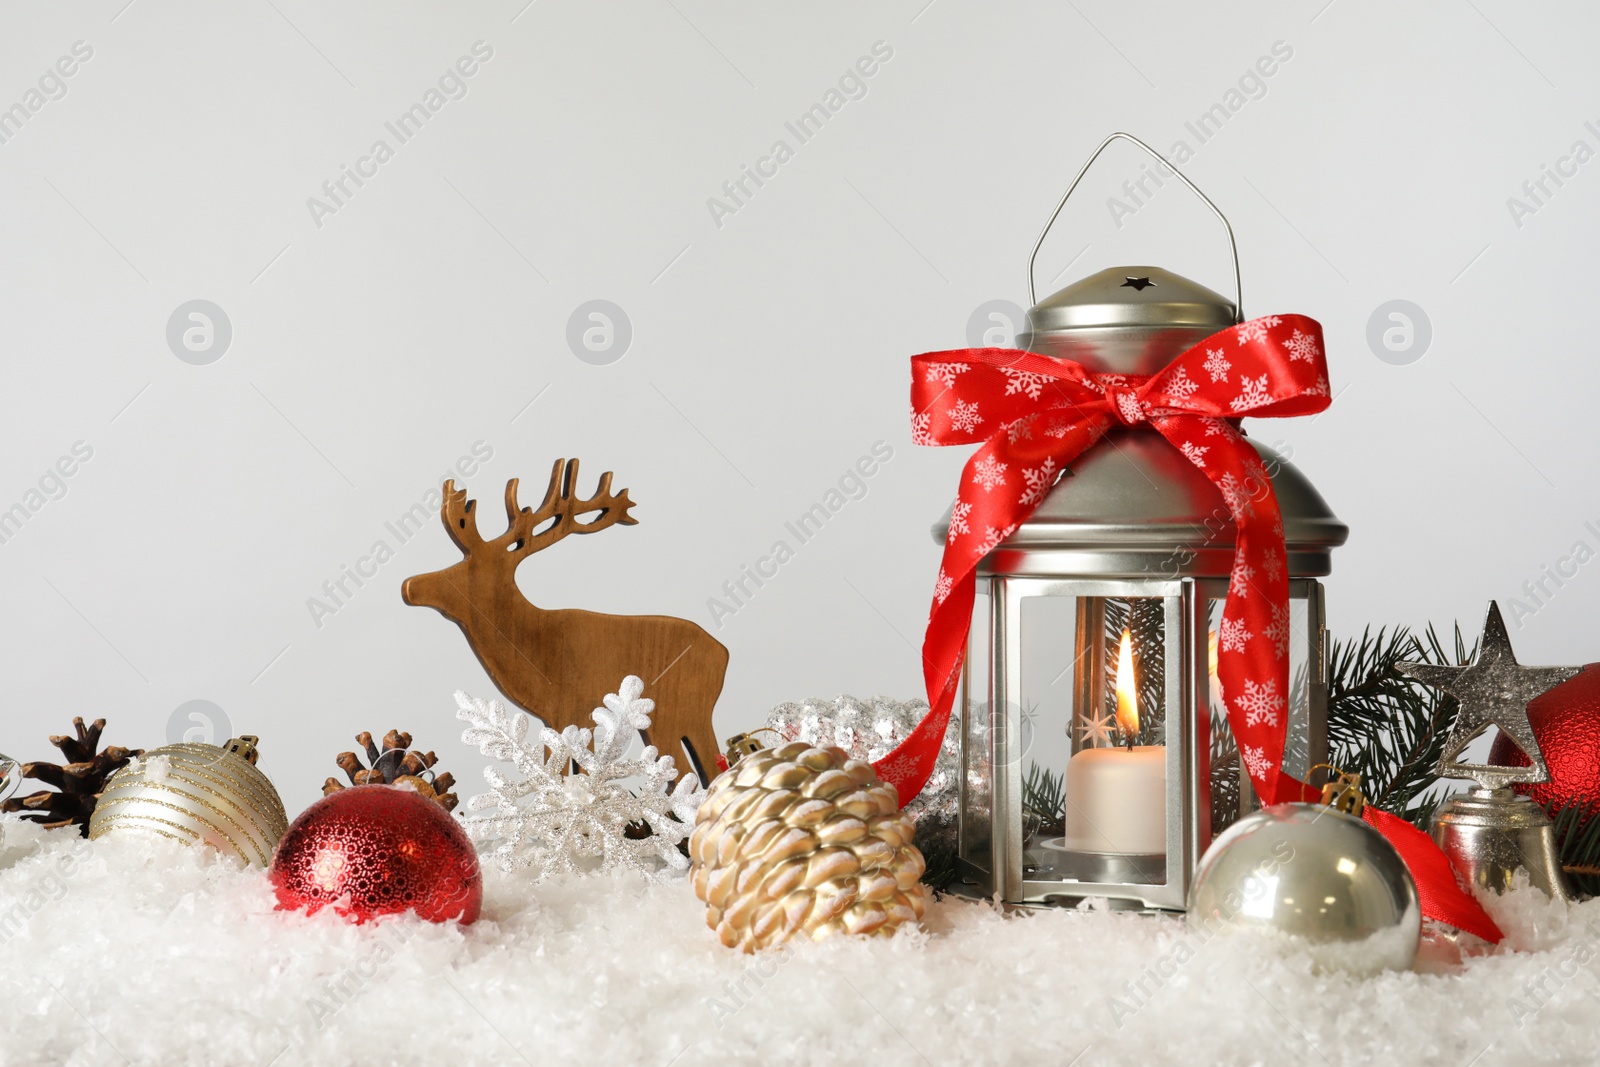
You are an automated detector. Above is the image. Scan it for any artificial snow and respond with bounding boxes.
[0,816,1596,1066]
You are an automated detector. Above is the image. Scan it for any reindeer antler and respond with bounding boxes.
[440,480,486,553]
[439,460,636,563]
[517,458,637,556]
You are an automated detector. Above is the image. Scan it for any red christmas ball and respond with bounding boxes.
[1488,663,1600,811]
[269,785,482,924]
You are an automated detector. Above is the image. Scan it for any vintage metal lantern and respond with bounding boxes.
[945,135,1347,911]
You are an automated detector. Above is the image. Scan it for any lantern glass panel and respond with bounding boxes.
[958,584,993,878]
[1015,590,1172,889]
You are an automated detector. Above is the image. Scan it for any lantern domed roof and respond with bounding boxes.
[931,430,1346,579]
[1028,265,1236,333]
[1021,266,1237,376]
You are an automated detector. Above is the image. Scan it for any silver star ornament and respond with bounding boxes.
[1397,601,1580,790]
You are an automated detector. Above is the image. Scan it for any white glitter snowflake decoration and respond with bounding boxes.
[455,676,705,879]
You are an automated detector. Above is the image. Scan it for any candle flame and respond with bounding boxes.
[1114,628,1138,738]
[1207,629,1226,710]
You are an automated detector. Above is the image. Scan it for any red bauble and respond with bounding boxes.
[1487,663,1600,811]
[269,784,482,924]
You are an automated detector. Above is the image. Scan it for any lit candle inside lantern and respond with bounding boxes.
[1208,629,1226,714]
[1113,628,1139,741]
[1062,629,1168,856]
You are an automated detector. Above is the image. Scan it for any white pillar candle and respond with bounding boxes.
[1062,626,1167,855]
[1061,745,1167,854]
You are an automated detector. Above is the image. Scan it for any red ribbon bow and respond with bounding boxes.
[885,314,1328,806]
[874,313,1502,943]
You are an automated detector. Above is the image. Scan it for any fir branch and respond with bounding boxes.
[919,842,960,892]
[1326,624,1474,827]
[1326,624,1600,896]
[1101,598,1167,744]
[1210,750,1242,834]
[1023,763,1065,835]
[1547,800,1600,897]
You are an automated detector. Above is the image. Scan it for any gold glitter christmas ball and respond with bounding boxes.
[88,736,288,867]
[690,741,926,951]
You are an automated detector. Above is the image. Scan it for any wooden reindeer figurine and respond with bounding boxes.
[402,459,729,783]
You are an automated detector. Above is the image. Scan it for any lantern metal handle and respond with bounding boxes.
[1026,131,1243,321]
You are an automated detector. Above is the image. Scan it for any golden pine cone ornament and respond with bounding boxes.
[690,741,926,951]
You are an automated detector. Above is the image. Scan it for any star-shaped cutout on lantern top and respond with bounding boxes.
[1121,276,1155,291]
[1398,601,1581,791]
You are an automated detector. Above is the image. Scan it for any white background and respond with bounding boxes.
[1,0,1595,809]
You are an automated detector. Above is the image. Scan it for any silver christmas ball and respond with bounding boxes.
[765,695,959,857]
[1187,803,1420,975]
[88,737,287,867]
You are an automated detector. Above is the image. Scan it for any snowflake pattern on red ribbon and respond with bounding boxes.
[873,314,1331,814]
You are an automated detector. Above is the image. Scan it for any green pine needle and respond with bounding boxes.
[1546,800,1600,896]
[1326,624,1473,827]
[1022,763,1065,835]
[918,840,960,892]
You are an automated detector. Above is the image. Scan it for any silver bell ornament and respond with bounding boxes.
[1400,601,1581,901]
[1186,800,1420,976]
[88,735,288,867]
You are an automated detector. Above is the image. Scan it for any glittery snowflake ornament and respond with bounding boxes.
[455,676,705,879]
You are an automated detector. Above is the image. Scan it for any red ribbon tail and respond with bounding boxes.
[1268,774,1501,943]
[1363,806,1503,944]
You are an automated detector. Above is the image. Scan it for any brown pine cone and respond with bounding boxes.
[322,729,457,811]
[690,741,926,952]
[1,718,142,836]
